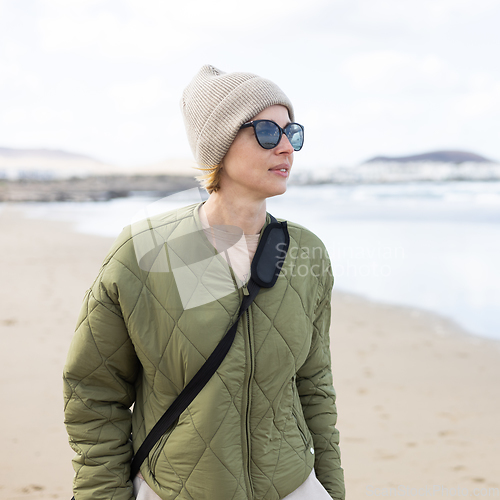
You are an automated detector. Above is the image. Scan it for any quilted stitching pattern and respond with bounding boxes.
[63,203,345,500]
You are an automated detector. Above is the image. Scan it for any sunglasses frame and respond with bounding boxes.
[240,119,304,151]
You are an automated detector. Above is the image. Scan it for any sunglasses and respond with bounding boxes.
[240,119,304,151]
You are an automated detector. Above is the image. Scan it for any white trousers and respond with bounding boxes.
[133,468,331,499]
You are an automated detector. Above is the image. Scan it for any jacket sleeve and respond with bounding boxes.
[295,260,345,500]
[63,258,140,500]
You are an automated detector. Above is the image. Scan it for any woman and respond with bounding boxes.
[64,65,345,500]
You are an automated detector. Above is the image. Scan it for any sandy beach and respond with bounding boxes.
[0,205,499,499]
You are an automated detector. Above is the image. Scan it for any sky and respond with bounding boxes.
[1,0,499,171]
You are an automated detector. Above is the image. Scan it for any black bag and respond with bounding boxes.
[70,215,289,499]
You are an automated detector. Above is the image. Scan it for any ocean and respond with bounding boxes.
[17,181,500,341]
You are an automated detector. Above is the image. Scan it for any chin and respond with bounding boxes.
[264,183,288,199]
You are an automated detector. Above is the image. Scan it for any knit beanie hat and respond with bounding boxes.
[181,64,295,167]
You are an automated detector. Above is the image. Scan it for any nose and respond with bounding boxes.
[276,133,294,155]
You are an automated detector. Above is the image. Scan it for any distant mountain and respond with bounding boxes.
[0,146,99,162]
[365,150,494,164]
[0,146,122,180]
[0,146,195,180]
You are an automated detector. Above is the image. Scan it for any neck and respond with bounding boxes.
[202,190,267,235]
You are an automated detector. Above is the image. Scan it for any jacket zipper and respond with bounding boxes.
[246,309,254,497]
[242,284,254,498]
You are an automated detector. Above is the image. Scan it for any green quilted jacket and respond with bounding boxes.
[63,202,345,500]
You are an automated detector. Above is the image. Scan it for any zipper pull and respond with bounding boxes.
[242,284,249,296]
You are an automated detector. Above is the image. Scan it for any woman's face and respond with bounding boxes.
[218,104,295,201]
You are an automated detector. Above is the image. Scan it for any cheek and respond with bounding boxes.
[225,140,267,173]
[224,136,252,165]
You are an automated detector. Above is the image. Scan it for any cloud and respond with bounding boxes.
[0,105,75,148]
[453,81,500,119]
[326,0,500,31]
[37,0,327,62]
[108,78,167,114]
[0,60,19,87]
[340,51,459,93]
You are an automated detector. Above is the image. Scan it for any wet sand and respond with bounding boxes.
[0,204,498,499]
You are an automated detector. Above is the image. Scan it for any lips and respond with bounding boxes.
[269,164,291,176]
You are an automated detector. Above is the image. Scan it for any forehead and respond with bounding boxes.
[250,105,291,125]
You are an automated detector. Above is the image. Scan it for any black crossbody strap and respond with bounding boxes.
[124,214,287,483]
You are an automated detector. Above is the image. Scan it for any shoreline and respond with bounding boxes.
[0,174,198,202]
[333,288,500,347]
[0,205,499,498]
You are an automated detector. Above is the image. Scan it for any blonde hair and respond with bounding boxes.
[194,162,223,194]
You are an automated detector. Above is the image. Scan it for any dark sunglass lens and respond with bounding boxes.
[255,121,280,149]
[285,124,304,151]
